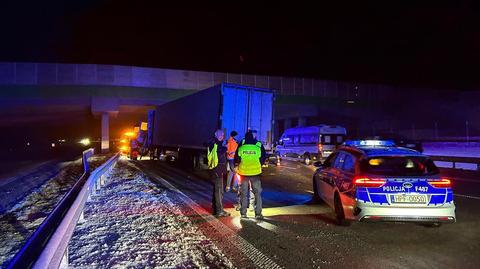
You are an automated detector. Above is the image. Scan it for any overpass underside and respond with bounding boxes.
[0,84,372,152]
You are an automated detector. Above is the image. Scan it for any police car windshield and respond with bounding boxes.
[361,156,439,176]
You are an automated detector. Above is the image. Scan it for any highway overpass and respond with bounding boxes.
[1,62,478,152]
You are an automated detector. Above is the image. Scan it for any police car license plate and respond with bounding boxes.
[391,194,426,204]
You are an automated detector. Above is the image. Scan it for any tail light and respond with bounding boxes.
[318,143,323,151]
[428,178,451,188]
[354,176,386,188]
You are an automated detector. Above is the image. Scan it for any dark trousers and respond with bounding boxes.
[211,165,226,214]
[240,175,262,216]
[226,159,238,190]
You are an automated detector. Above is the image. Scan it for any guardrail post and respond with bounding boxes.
[452,161,456,169]
[82,148,94,173]
[91,184,96,196]
[78,210,85,223]
[59,248,68,269]
[95,179,99,192]
[477,163,480,171]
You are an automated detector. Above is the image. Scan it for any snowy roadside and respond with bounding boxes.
[69,160,233,269]
[0,155,109,268]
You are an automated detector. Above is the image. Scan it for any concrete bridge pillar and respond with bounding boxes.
[91,97,119,153]
[101,112,109,153]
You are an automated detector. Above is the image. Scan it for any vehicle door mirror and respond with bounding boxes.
[278,140,284,146]
[313,161,323,168]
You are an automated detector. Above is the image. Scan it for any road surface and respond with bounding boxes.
[134,158,480,268]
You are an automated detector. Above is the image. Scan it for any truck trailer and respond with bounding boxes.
[146,83,274,168]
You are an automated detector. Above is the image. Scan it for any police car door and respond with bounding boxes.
[337,152,356,216]
[315,152,335,204]
[318,152,344,207]
[327,152,346,205]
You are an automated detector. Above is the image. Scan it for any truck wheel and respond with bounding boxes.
[185,151,196,171]
[192,154,198,169]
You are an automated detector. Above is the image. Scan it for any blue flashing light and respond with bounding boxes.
[344,140,396,147]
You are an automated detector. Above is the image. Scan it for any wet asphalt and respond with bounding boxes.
[136,159,480,269]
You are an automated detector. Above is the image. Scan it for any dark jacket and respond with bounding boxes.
[234,135,267,166]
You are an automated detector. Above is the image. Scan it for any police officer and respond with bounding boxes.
[207,129,231,217]
[235,130,267,219]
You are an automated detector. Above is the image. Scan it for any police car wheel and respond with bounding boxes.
[334,193,350,226]
[311,177,321,203]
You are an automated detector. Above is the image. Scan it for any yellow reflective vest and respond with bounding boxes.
[237,141,262,176]
[207,143,218,169]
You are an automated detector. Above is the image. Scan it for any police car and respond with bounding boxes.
[312,140,456,226]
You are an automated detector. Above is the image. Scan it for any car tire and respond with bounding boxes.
[311,176,321,203]
[334,193,350,226]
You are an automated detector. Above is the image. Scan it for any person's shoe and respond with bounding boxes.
[255,214,264,220]
[215,211,231,217]
[231,187,238,192]
[225,186,230,192]
[235,204,241,211]
[241,214,248,219]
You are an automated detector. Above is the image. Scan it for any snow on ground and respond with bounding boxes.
[69,160,233,269]
[0,155,108,268]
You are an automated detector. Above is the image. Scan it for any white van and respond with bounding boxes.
[275,125,347,164]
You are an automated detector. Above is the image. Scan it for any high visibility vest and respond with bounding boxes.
[237,142,262,176]
[207,143,218,169]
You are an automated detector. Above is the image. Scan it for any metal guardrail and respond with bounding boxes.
[7,149,120,269]
[430,155,480,171]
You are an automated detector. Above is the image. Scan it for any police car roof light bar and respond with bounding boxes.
[344,139,396,147]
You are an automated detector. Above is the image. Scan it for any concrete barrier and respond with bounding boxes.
[429,155,480,171]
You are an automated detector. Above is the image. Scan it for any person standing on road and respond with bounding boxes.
[235,130,266,219]
[226,131,239,192]
[207,129,231,217]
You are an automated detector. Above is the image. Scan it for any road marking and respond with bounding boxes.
[225,204,330,217]
[454,194,480,200]
[136,164,283,269]
[256,221,280,233]
[278,166,297,170]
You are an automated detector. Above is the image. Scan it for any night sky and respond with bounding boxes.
[1,0,480,89]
